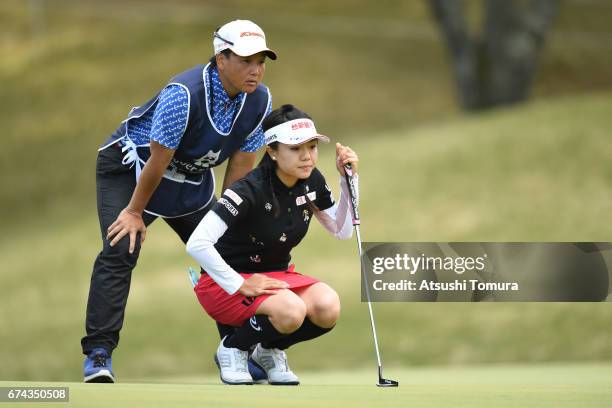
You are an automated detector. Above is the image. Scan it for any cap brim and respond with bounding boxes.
[263,49,277,60]
[282,134,330,146]
[231,47,277,60]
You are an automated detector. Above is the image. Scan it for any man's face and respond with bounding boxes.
[217,51,267,97]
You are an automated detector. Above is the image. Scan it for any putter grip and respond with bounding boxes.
[343,164,360,225]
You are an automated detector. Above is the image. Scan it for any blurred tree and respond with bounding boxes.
[430,0,557,110]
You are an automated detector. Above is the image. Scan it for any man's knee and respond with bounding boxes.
[98,236,142,269]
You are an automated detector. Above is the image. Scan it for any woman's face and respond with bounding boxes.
[270,139,319,185]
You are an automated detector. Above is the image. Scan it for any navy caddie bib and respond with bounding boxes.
[99,63,271,218]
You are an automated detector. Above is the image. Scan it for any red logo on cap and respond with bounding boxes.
[241,32,264,38]
[291,121,313,130]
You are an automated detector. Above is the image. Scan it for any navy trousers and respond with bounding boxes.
[81,146,231,354]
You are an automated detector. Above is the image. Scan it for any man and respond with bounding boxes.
[82,19,276,383]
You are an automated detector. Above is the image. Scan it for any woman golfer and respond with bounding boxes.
[186,104,359,385]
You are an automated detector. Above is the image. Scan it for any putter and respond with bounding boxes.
[344,163,399,387]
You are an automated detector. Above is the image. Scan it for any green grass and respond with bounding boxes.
[1,92,612,382]
[2,0,612,387]
[3,364,612,407]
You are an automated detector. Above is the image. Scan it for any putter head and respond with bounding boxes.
[377,368,398,387]
[377,377,399,387]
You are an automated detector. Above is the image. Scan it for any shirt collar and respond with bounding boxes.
[271,168,308,195]
[208,65,245,107]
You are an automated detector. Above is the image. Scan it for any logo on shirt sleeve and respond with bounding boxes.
[224,189,243,205]
[218,197,238,216]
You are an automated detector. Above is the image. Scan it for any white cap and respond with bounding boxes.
[213,20,277,60]
[264,119,330,146]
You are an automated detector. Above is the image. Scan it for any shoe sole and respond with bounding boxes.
[214,354,253,385]
[249,358,299,386]
[268,380,300,385]
[84,370,115,383]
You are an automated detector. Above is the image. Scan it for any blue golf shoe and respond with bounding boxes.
[83,348,115,383]
[248,357,268,384]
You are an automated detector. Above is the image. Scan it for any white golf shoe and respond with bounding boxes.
[214,337,253,385]
[251,344,300,385]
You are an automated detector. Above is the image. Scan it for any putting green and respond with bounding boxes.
[3,363,611,408]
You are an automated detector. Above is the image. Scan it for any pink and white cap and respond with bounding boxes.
[213,20,277,60]
[264,118,330,146]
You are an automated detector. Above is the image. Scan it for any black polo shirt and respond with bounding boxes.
[211,166,335,273]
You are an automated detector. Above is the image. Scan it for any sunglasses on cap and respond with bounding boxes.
[213,27,234,46]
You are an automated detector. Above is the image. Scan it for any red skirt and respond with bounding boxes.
[194,264,319,327]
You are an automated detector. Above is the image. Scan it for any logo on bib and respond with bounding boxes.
[194,149,221,168]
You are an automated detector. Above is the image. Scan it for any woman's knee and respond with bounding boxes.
[308,286,341,328]
[259,290,307,334]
